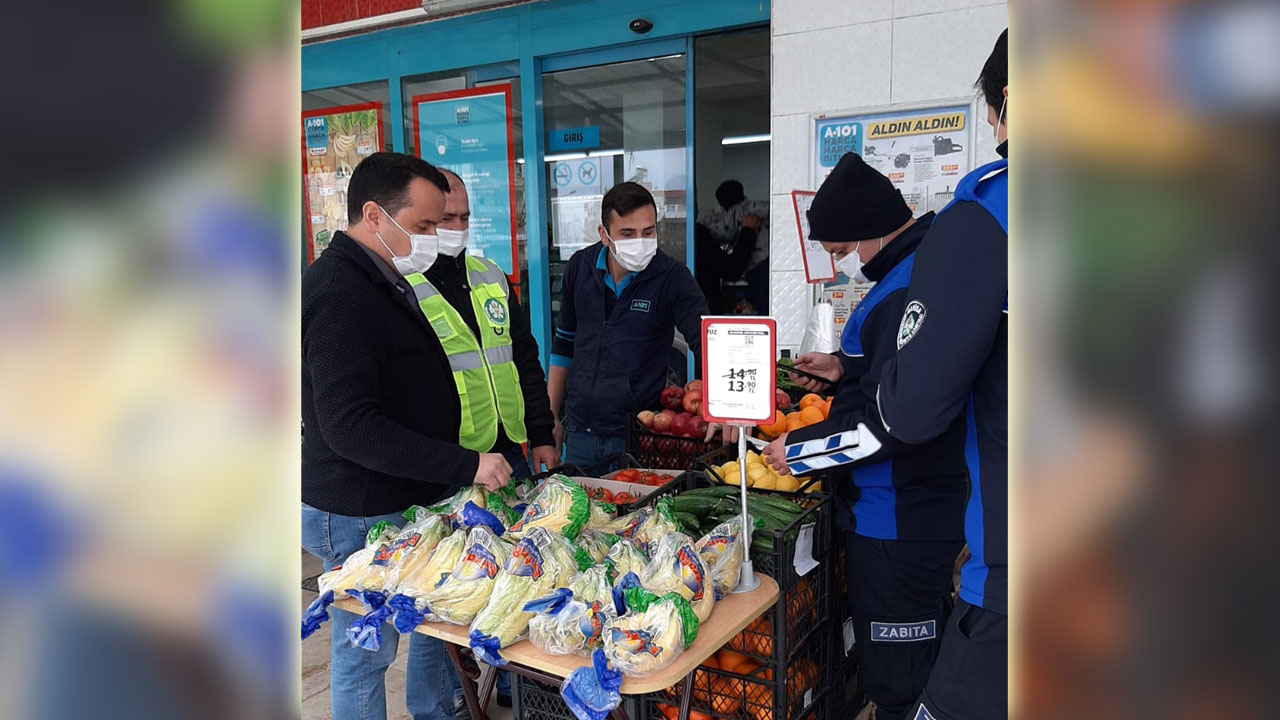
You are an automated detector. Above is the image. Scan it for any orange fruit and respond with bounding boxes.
[798,406,823,426]
[717,649,751,673]
[785,414,806,433]
[820,398,833,419]
[711,677,742,715]
[798,393,824,410]
[656,704,679,720]
[757,410,786,438]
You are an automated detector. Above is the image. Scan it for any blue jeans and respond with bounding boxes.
[563,428,626,469]
[302,504,455,720]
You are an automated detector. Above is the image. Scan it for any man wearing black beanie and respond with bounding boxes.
[763,152,968,720]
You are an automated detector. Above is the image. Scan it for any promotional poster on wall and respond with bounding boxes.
[302,102,383,264]
[813,104,972,215]
[413,85,519,279]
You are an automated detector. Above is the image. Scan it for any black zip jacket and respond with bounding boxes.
[551,244,708,434]
[302,232,478,517]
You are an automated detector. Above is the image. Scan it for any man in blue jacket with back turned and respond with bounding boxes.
[762,152,968,720]
[547,182,708,466]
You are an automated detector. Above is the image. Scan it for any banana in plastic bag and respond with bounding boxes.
[639,532,716,623]
[423,526,512,626]
[468,527,579,665]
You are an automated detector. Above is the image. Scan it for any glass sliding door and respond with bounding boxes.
[540,54,688,331]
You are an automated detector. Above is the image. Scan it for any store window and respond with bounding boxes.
[541,55,688,328]
[301,80,393,264]
[402,65,529,301]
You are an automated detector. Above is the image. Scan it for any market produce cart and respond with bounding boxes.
[334,574,779,720]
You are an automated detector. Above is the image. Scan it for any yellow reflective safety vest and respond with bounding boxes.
[405,256,526,452]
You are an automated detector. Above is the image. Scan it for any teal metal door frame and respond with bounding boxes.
[301,0,770,370]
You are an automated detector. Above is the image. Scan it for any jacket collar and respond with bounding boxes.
[330,231,395,287]
[861,212,935,282]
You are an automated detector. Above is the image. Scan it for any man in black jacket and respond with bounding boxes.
[547,182,708,465]
[761,153,967,720]
[301,152,511,720]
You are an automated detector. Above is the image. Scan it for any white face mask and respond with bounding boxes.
[437,228,469,257]
[376,205,438,275]
[835,251,866,284]
[607,234,658,273]
[835,237,881,284]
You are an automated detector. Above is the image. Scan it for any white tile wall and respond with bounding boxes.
[770,270,812,348]
[772,21,893,116]
[769,0,1006,343]
[770,192,803,272]
[770,113,813,195]
[890,6,1009,104]
[894,0,1004,19]
[773,0,892,36]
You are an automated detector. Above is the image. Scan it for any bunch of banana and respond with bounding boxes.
[333,133,357,158]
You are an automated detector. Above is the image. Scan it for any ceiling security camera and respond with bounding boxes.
[629,18,653,34]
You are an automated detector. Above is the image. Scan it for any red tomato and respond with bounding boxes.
[614,492,635,504]
[600,489,615,503]
[615,469,641,483]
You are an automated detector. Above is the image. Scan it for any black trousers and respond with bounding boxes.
[909,599,1008,720]
[845,533,964,720]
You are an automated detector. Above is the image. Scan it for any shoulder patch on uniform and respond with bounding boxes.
[897,300,927,349]
[913,705,939,720]
[630,299,652,313]
[484,298,508,327]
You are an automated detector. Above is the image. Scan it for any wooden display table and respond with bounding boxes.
[333,574,778,720]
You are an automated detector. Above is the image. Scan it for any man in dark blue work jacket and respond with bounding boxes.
[883,30,1008,719]
[547,182,708,466]
[761,152,968,720]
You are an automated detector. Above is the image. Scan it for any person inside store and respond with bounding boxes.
[301,152,514,720]
[547,181,709,466]
[770,28,1010,720]
[430,167,560,715]
[758,152,968,720]
[694,218,760,314]
[699,179,770,313]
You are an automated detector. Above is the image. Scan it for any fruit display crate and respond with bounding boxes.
[625,418,724,471]
[640,627,831,720]
[655,477,833,592]
[827,540,861,711]
[579,453,697,513]
[721,566,831,665]
[695,444,826,495]
[513,672,641,720]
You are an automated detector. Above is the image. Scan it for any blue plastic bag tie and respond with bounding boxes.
[561,648,622,720]
[459,501,507,536]
[301,589,335,639]
[612,572,640,615]
[523,587,574,614]
[346,602,395,651]
[387,593,425,633]
[468,630,509,667]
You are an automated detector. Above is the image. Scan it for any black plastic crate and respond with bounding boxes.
[641,628,830,720]
[722,568,831,664]
[513,672,640,720]
[625,417,723,471]
[578,453,697,514]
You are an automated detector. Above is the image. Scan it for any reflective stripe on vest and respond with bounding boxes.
[404,257,527,451]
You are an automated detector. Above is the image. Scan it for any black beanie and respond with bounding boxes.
[807,152,912,242]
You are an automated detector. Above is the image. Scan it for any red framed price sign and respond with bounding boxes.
[701,317,777,425]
